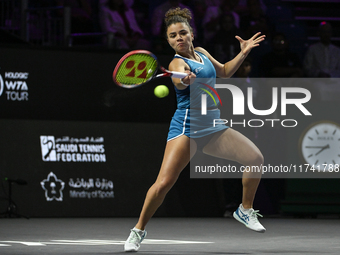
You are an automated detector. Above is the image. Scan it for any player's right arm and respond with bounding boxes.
[168,58,196,90]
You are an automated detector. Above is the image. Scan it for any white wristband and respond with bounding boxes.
[180,78,190,86]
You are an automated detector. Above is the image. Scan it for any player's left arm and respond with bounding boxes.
[195,32,265,78]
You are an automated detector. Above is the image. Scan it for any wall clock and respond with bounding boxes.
[299,121,340,171]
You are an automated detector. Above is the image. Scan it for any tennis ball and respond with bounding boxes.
[154,85,169,98]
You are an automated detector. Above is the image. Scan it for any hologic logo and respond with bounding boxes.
[0,74,3,96]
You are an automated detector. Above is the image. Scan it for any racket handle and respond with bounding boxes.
[170,71,188,79]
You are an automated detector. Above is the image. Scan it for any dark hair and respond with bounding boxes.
[164,7,193,36]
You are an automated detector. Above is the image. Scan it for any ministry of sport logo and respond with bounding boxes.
[41,172,65,201]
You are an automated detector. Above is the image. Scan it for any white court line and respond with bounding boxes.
[1,241,46,246]
[0,239,214,247]
[143,239,213,244]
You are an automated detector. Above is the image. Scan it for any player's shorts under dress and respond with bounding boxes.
[167,50,228,143]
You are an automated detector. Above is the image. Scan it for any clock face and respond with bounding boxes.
[300,122,340,170]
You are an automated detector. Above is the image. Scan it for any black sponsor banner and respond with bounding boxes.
[0,47,225,217]
[0,119,168,217]
[0,47,176,122]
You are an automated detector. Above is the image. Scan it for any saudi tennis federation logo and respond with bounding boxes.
[200,82,222,115]
[40,136,57,161]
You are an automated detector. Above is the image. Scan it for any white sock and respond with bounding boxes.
[240,204,251,211]
[133,227,144,233]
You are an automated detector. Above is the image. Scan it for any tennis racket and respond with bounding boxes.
[113,50,188,88]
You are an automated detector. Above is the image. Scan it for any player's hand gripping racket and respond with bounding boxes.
[113,50,188,88]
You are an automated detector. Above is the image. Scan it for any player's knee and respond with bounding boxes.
[246,150,264,167]
[154,178,176,197]
[253,151,264,166]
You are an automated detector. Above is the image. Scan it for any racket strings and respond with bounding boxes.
[115,53,158,86]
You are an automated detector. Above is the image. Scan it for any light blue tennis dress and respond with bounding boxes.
[167,50,228,141]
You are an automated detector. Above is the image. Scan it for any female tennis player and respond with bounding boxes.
[125,7,266,252]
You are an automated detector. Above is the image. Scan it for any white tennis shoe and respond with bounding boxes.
[124,228,147,252]
[233,204,266,233]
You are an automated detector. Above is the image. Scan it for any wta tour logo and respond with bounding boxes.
[41,172,65,201]
[0,70,29,101]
